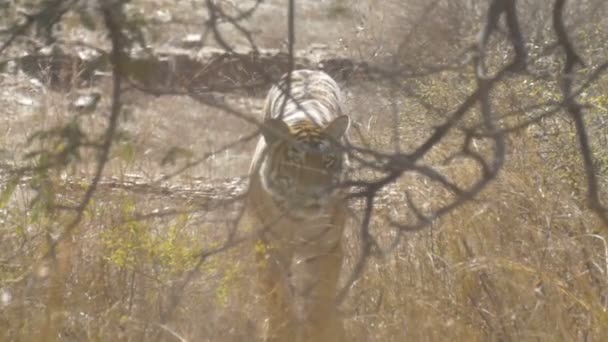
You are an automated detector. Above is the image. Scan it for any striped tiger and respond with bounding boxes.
[246,69,350,342]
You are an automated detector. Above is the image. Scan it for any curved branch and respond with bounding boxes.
[553,0,608,225]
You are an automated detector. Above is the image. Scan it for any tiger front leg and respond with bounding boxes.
[255,238,297,342]
[290,241,345,342]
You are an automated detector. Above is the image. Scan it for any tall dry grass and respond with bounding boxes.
[343,129,608,341]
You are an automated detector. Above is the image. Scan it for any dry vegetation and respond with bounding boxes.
[1,0,608,341]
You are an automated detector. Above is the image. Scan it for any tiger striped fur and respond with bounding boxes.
[246,69,350,342]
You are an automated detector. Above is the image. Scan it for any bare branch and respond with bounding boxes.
[553,0,608,225]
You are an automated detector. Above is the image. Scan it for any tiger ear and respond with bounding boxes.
[262,118,291,145]
[324,115,350,140]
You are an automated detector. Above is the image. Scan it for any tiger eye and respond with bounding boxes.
[318,141,330,153]
[286,146,304,161]
[324,155,337,168]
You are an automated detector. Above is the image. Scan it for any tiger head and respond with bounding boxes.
[259,115,350,218]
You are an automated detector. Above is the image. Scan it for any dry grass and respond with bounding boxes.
[1,0,608,341]
[343,134,608,341]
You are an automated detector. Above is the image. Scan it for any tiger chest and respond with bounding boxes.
[248,181,346,253]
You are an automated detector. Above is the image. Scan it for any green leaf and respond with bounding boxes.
[0,174,20,209]
[118,141,136,164]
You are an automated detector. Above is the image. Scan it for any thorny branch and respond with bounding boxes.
[336,0,517,297]
[0,1,129,286]
[43,2,126,258]
[0,0,73,54]
[275,0,297,120]
[553,0,608,225]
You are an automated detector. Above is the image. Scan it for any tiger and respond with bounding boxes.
[245,69,350,342]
